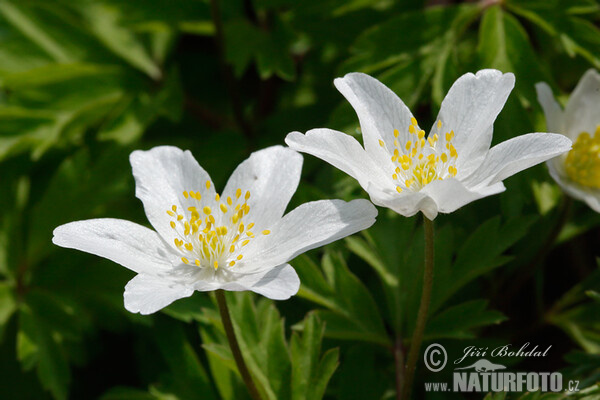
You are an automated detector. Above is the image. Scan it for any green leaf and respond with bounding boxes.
[333,344,387,400]
[290,314,339,400]
[345,212,418,335]
[162,293,213,323]
[224,17,295,80]
[0,1,75,63]
[78,2,161,79]
[0,281,16,340]
[97,68,183,144]
[202,293,291,400]
[342,3,480,108]
[547,267,600,354]
[425,300,507,340]
[345,236,397,287]
[431,215,537,312]
[509,0,600,68]
[153,318,218,400]
[17,305,70,400]
[0,167,29,278]
[292,251,390,347]
[562,352,600,390]
[201,294,341,400]
[478,5,550,102]
[28,147,131,264]
[532,181,562,215]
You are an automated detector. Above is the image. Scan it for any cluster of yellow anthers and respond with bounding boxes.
[378,117,458,192]
[565,125,600,188]
[166,181,271,269]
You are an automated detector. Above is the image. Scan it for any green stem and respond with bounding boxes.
[402,216,434,399]
[215,290,262,400]
[394,336,405,400]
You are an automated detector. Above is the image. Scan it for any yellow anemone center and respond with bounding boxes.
[166,181,271,269]
[565,125,600,189]
[379,117,458,192]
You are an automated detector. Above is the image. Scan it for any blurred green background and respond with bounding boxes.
[0,0,599,399]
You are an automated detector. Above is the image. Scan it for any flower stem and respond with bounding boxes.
[402,216,434,399]
[215,290,262,400]
[394,336,405,400]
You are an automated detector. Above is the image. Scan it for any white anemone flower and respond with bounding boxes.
[52,146,377,314]
[286,70,572,219]
[536,69,600,212]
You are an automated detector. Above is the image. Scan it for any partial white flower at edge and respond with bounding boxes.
[286,69,572,220]
[52,146,377,314]
[536,69,600,212]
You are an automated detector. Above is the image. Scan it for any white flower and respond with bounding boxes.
[286,70,572,219]
[536,69,600,212]
[52,146,377,314]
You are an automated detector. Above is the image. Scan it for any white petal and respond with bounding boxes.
[334,72,417,163]
[463,133,572,186]
[565,69,600,138]
[366,183,438,219]
[285,129,393,191]
[130,146,215,246]
[436,70,515,176]
[547,160,600,213]
[221,146,302,230]
[421,179,506,214]
[535,82,564,134]
[215,264,300,300]
[52,219,176,274]
[242,199,377,272]
[124,274,195,314]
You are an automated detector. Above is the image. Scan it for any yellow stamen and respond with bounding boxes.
[565,127,600,188]
[169,186,272,270]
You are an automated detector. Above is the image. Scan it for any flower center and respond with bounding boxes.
[379,118,458,192]
[166,181,271,269]
[565,125,600,189]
